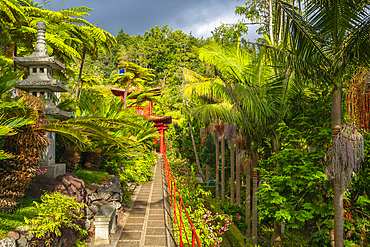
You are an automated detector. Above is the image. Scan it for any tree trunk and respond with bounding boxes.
[334,177,343,247]
[252,145,258,246]
[188,115,205,181]
[230,142,235,205]
[270,221,282,247]
[245,155,251,238]
[221,134,225,204]
[277,11,283,45]
[76,46,87,98]
[268,0,274,46]
[332,83,343,247]
[330,228,335,247]
[13,44,17,72]
[206,164,210,182]
[236,142,241,206]
[123,78,134,109]
[13,43,21,96]
[213,132,220,198]
[270,136,282,247]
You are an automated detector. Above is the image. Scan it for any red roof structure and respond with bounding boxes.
[111,87,172,154]
[110,87,161,99]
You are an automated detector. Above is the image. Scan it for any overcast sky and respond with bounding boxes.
[51,0,261,40]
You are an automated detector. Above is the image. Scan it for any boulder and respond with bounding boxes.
[88,204,100,214]
[15,226,29,235]
[97,185,112,201]
[112,201,122,209]
[89,192,102,201]
[85,184,99,195]
[85,219,91,231]
[109,177,121,193]
[7,231,19,241]
[27,173,88,204]
[0,238,16,247]
[16,236,27,247]
[110,194,122,202]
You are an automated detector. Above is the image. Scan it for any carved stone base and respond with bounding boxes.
[39,163,66,178]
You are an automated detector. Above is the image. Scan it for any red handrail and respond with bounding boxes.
[163,155,202,247]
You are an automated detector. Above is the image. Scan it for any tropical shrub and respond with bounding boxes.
[224,205,248,232]
[168,155,232,246]
[0,195,41,239]
[25,191,87,246]
[0,95,48,212]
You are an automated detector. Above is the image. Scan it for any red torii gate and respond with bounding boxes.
[110,87,172,154]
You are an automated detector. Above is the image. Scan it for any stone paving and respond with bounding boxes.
[90,156,172,247]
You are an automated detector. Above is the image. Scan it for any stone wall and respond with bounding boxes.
[3,174,128,246]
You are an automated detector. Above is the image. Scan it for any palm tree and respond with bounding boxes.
[75,25,116,98]
[235,133,241,207]
[212,121,221,198]
[244,145,251,238]
[220,123,226,204]
[278,1,370,245]
[114,62,155,109]
[183,41,285,245]
[225,124,236,205]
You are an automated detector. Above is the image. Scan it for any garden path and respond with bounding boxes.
[90,156,172,247]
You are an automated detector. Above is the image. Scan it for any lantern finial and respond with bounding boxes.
[32,21,48,56]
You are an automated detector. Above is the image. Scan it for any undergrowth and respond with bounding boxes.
[0,194,41,239]
[72,169,111,185]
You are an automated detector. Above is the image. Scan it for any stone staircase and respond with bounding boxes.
[91,156,172,247]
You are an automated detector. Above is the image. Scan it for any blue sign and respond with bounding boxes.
[119,69,126,76]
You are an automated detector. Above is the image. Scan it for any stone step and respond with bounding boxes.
[105,158,169,247]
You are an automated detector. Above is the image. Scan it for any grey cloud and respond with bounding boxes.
[57,0,241,37]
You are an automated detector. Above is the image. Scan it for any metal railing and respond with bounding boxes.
[163,155,202,247]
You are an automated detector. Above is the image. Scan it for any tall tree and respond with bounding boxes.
[115,62,155,109]
[279,1,370,245]
[225,124,236,205]
[220,125,226,204]
[76,24,116,98]
[213,121,220,198]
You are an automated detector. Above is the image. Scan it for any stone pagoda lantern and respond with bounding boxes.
[14,21,70,178]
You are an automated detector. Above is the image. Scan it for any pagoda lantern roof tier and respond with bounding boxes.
[45,104,71,119]
[16,78,68,92]
[14,21,65,70]
[14,56,65,70]
[14,21,67,93]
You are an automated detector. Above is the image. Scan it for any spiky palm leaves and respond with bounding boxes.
[114,62,155,109]
[0,95,48,212]
[75,25,116,98]
[51,91,157,171]
[278,1,370,245]
[184,42,285,246]
[1,0,117,89]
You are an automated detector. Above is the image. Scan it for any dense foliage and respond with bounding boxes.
[168,155,232,246]
[1,0,370,246]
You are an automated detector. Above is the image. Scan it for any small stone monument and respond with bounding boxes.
[14,21,70,178]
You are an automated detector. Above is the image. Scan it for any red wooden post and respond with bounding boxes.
[149,100,153,115]
[159,124,165,154]
[120,93,124,102]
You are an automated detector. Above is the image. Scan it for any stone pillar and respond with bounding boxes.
[41,132,55,166]
[94,205,117,245]
[40,132,66,178]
